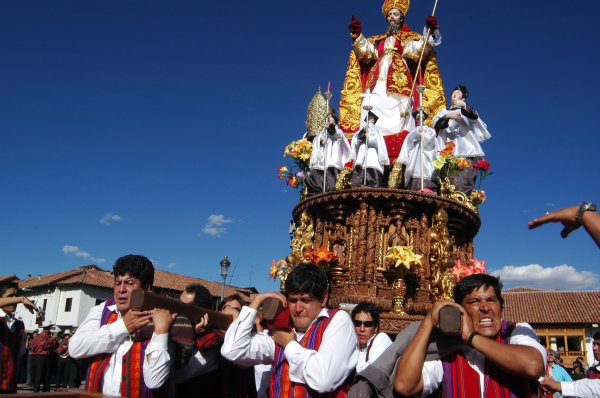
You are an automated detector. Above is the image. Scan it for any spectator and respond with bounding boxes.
[528,202,599,248]
[0,282,34,393]
[351,302,392,373]
[545,349,573,397]
[30,320,57,392]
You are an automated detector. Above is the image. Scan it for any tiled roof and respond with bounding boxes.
[153,269,255,302]
[17,265,255,302]
[503,289,600,324]
[18,265,107,289]
[0,275,19,284]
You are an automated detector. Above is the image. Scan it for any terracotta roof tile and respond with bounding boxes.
[0,275,19,284]
[17,265,254,303]
[503,289,600,324]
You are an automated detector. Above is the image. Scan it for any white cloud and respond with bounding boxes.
[202,214,234,237]
[62,245,106,263]
[100,213,122,226]
[168,262,176,268]
[491,264,599,290]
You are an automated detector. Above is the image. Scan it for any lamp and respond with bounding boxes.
[220,256,231,302]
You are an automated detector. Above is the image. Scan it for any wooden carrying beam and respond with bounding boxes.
[130,289,233,331]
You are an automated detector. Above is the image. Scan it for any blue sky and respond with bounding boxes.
[1,0,599,292]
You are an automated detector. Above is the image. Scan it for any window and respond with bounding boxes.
[42,299,47,312]
[64,298,72,312]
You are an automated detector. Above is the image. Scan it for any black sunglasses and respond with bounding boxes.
[353,320,376,328]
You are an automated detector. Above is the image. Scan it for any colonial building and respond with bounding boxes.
[504,287,600,366]
[15,265,257,332]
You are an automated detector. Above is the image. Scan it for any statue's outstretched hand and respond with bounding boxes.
[349,15,362,39]
[426,15,439,31]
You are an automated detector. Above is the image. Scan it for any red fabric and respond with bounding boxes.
[439,321,537,398]
[0,317,24,392]
[269,308,352,397]
[86,311,118,394]
[195,329,224,351]
[30,331,55,355]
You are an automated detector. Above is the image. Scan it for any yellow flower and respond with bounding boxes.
[433,157,446,171]
[384,245,422,270]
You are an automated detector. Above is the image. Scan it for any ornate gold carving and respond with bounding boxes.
[387,163,405,189]
[382,0,410,17]
[335,168,353,191]
[305,88,328,140]
[289,211,314,266]
[439,178,478,213]
[429,208,450,300]
[440,269,456,301]
[287,189,480,333]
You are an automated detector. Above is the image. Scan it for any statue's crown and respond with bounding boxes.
[382,0,410,18]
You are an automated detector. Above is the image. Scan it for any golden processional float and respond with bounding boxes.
[273,0,490,334]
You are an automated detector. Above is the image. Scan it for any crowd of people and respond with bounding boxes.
[0,200,598,398]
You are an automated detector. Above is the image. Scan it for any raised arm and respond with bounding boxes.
[528,203,600,248]
[393,300,451,396]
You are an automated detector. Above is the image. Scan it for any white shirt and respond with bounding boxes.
[356,332,393,373]
[421,322,546,397]
[561,378,600,397]
[69,302,171,397]
[221,306,358,393]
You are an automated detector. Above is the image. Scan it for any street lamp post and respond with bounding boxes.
[220,256,231,302]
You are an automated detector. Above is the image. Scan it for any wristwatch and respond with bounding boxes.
[576,201,597,224]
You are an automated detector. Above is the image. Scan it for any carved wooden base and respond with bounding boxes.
[290,188,480,334]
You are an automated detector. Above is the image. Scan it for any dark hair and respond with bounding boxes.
[184,284,213,309]
[0,282,19,297]
[284,264,328,301]
[219,294,245,310]
[593,331,600,340]
[453,274,504,308]
[351,302,380,326]
[113,254,154,288]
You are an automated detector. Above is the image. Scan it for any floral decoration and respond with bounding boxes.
[384,245,423,276]
[304,246,337,268]
[433,142,471,180]
[474,158,493,190]
[451,258,487,282]
[277,139,313,192]
[269,259,291,282]
[283,139,313,164]
[470,189,486,205]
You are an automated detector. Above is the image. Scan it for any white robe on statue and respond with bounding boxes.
[309,126,352,171]
[351,122,389,173]
[354,28,441,136]
[398,125,442,186]
[433,108,491,157]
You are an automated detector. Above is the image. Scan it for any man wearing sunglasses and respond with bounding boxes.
[221,263,358,396]
[352,302,392,373]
